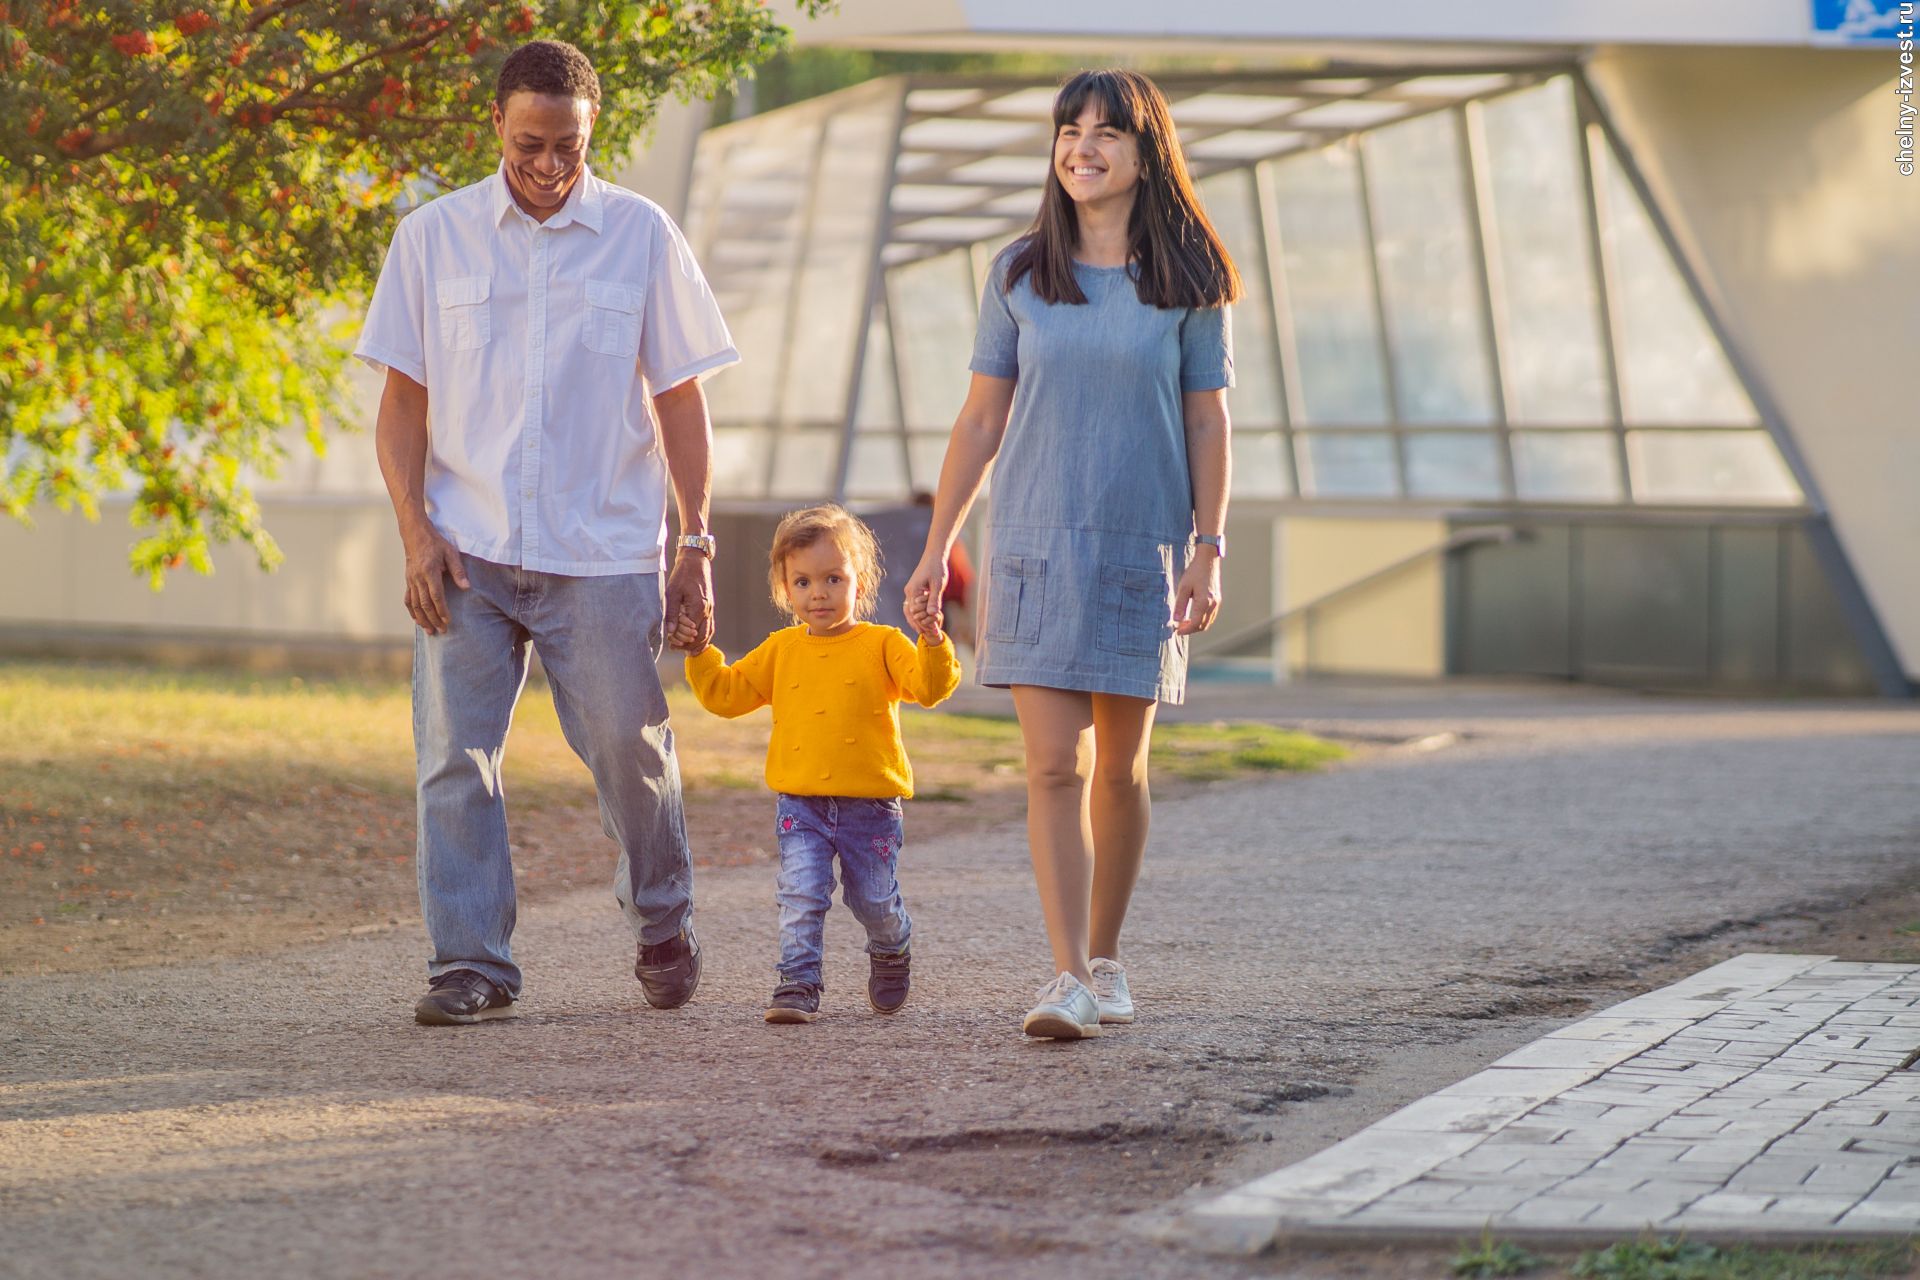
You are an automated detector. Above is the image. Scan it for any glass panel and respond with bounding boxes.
[845,431,909,500]
[1197,170,1283,427]
[1404,432,1503,499]
[1266,144,1389,426]
[1626,430,1802,505]
[906,432,951,493]
[1363,110,1496,425]
[784,101,893,424]
[691,112,821,426]
[711,425,770,498]
[1231,431,1291,497]
[889,251,977,430]
[768,426,843,500]
[854,302,900,430]
[1478,79,1610,425]
[1512,430,1623,501]
[1596,141,1757,425]
[1296,432,1397,497]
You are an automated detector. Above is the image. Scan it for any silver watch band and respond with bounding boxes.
[1193,533,1226,558]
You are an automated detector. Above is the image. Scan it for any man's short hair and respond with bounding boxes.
[495,40,602,106]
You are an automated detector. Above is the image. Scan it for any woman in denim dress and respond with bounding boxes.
[904,69,1238,1040]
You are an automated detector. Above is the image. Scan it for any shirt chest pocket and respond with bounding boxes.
[583,279,643,360]
[435,276,491,351]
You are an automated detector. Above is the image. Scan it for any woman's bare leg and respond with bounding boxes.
[1088,692,1157,961]
[1011,685,1096,983]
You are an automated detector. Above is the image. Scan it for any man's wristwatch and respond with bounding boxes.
[677,533,717,558]
[1194,533,1226,559]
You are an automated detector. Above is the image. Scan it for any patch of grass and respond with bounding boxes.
[1896,920,1920,936]
[1152,721,1347,781]
[0,659,1347,970]
[1570,1236,1916,1280]
[1452,1230,1545,1277]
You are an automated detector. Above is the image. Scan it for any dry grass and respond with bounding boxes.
[0,660,1343,976]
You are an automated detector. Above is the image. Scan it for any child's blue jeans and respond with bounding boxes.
[773,793,912,989]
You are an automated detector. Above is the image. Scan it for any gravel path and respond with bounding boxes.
[5,690,1919,1279]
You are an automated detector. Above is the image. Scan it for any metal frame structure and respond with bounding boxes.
[677,62,1908,693]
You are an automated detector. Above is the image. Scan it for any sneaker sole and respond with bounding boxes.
[1098,1010,1135,1025]
[1022,1010,1102,1039]
[867,990,909,1015]
[764,1007,817,1024]
[414,1004,518,1026]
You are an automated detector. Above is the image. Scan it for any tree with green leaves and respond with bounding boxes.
[0,0,828,584]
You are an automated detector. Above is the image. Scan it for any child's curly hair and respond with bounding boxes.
[768,504,884,623]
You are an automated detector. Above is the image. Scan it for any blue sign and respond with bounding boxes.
[1810,0,1909,43]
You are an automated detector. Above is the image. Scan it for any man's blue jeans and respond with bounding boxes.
[773,794,913,990]
[413,555,692,998]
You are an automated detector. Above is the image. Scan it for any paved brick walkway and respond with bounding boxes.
[1183,954,1920,1251]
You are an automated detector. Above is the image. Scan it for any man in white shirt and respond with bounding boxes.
[355,40,736,1025]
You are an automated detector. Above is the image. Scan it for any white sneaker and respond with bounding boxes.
[1022,971,1103,1039]
[1089,957,1133,1024]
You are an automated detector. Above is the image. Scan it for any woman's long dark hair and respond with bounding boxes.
[1005,69,1243,310]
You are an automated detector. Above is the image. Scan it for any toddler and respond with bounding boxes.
[679,504,960,1023]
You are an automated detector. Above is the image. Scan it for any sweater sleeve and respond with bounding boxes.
[684,638,776,717]
[883,629,962,709]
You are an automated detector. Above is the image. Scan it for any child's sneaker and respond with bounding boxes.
[1021,971,1102,1039]
[1088,957,1134,1024]
[868,949,911,1014]
[764,980,821,1024]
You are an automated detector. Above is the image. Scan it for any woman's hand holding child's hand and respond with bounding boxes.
[903,553,947,641]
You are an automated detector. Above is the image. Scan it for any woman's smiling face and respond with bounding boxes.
[1053,100,1142,209]
[492,90,596,219]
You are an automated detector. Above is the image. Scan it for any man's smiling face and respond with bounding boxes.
[492,90,597,220]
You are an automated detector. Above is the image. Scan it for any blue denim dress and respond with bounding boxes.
[968,253,1234,704]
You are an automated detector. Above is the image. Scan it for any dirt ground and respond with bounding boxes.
[9,684,1920,1280]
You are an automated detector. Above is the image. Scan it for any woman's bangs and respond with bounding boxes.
[1052,73,1141,135]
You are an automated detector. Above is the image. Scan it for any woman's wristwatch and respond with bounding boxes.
[677,533,717,558]
[1193,533,1226,558]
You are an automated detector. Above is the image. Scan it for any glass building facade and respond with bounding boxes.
[681,66,1802,515]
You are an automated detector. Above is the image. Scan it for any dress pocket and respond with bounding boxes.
[1095,562,1172,657]
[435,275,491,351]
[985,554,1045,645]
[583,278,643,359]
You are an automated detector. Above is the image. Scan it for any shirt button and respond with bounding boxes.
[814,708,826,715]
[820,771,830,780]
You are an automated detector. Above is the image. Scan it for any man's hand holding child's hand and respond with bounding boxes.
[668,607,705,652]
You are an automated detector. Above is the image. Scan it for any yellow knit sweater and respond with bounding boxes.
[684,623,961,799]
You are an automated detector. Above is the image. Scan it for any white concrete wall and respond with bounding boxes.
[1586,45,1920,680]
[800,0,1879,50]
[0,495,409,643]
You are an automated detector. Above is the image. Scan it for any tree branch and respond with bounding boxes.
[243,0,318,35]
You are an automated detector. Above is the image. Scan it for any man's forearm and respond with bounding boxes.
[654,379,713,537]
[374,369,434,537]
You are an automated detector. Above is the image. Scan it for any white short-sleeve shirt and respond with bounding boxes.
[354,163,738,576]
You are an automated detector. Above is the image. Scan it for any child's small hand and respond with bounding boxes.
[914,612,946,646]
[668,607,703,651]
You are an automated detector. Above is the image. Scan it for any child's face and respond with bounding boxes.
[784,538,859,637]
